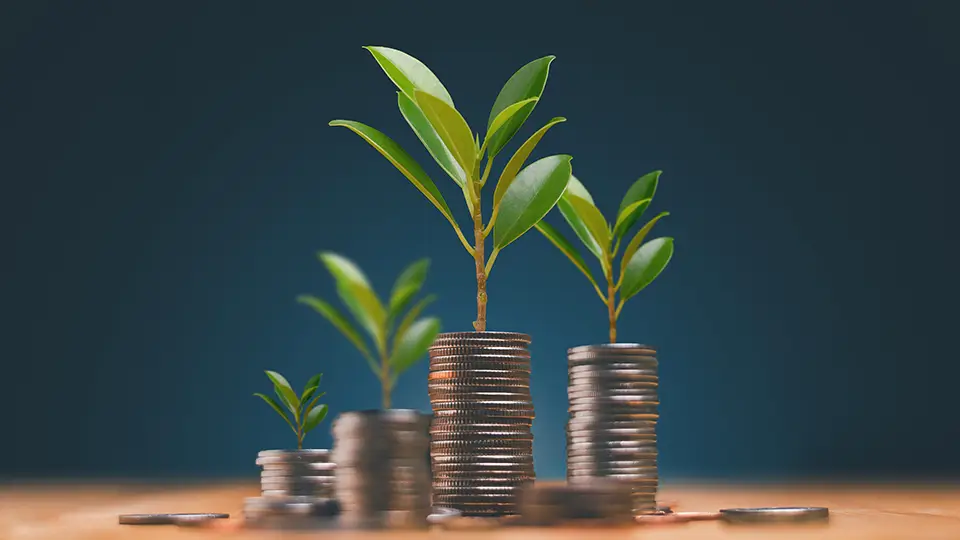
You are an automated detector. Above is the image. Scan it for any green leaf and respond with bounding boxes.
[564,174,595,203]
[413,90,476,178]
[483,98,538,152]
[296,295,375,369]
[493,155,573,250]
[397,92,466,187]
[613,198,652,240]
[317,252,387,351]
[564,195,611,267]
[534,221,600,291]
[621,237,675,301]
[265,371,299,413]
[303,404,329,433]
[328,120,459,227]
[492,117,566,210]
[364,46,453,106]
[615,171,660,238]
[485,55,555,157]
[390,317,441,376]
[388,258,430,317]
[254,393,298,435]
[620,212,670,277]
[303,373,322,394]
[392,294,437,353]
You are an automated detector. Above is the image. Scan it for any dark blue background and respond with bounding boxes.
[2,1,957,480]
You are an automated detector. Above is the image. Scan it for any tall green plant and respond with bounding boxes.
[297,253,441,409]
[330,47,572,331]
[535,172,675,343]
[254,371,328,450]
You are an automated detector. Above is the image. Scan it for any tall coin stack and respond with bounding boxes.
[244,450,337,526]
[428,331,536,516]
[566,344,660,515]
[332,410,432,529]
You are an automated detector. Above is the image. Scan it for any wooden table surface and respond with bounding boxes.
[2,481,960,540]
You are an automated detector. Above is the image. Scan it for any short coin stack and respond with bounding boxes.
[566,344,660,515]
[332,410,432,529]
[244,449,338,527]
[428,331,536,517]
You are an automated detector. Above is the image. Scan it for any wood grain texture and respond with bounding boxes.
[2,482,959,540]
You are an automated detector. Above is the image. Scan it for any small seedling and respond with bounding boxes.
[254,371,328,450]
[536,172,675,343]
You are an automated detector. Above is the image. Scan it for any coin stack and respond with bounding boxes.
[566,344,660,515]
[517,480,634,526]
[244,449,338,527]
[428,331,536,517]
[332,409,432,529]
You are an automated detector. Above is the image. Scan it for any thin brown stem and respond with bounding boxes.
[380,351,391,409]
[472,182,487,332]
[607,264,617,344]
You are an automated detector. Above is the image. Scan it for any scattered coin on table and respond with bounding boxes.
[118,513,229,525]
[720,506,830,523]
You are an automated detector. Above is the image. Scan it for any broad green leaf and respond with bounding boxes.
[557,178,604,262]
[303,373,322,394]
[303,404,329,433]
[296,295,374,364]
[364,46,453,106]
[317,252,387,350]
[302,392,326,419]
[613,198,652,240]
[392,294,437,353]
[413,90,476,177]
[483,98,538,152]
[388,258,430,316]
[486,56,555,157]
[328,120,458,227]
[299,386,317,412]
[620,212,670,276]
[274,386,296,418]
[397,92,466,187]
[621,237,675,301]
[492,117,566,210]
[535,221,600,290]
[493,155,572,250]
[565,195,611,267]
[254,393,298,434]
[564,175,595,204]
[265,371,299,413]
[390,317,441,375]
[615,171,660,238]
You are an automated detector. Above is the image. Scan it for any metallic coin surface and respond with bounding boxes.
[118,513,229,525]
[720,507,830,523]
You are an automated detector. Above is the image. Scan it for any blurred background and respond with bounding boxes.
[1,1,956,481]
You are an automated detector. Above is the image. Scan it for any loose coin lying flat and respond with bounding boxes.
[720,507,829,523]
[118,513,229,525]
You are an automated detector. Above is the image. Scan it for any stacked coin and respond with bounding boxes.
[332,409,432,529]
[243,450,338,527]
[428,331,536,517]
[566,344,660,515]
[255,449,335,498]
[517,480,634,526]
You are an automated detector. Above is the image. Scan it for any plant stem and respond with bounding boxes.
[380,351,391,409]
[607,272,617,344]
[472,182,487,332]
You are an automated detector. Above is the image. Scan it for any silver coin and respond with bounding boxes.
[258,449,331,459]
[118,513,229,525]
[720,507,830,523]
[260,470,336,479]
[568,343,655,354]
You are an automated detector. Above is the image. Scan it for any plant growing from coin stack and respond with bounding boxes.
[535,172,675,343]
[330,46,572,331]
[254,371,328,450]
[297,253,441,409]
